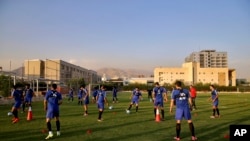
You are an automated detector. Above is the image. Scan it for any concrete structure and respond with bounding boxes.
[185,50,228,68]
[123,77,154,85]
[24,59,101,84]
[154,62,236,86]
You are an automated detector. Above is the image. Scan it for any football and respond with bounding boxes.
[126,110,130,114]
[7,112,12,116]
[109,106,113,110]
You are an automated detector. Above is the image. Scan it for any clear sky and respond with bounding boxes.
[0,0,249,78]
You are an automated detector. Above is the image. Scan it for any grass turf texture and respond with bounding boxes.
[0,92,250,141]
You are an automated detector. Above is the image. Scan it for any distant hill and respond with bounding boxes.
[96,68,153,79]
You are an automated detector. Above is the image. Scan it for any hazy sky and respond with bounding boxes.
[0,0,249,78]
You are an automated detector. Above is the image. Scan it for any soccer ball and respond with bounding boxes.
[109,106,113,110]
[7,112,12,116]
[126,110,130,114]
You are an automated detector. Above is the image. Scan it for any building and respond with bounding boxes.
[24,59,101,84]
[154,50,236,86]
[185,50,228,68]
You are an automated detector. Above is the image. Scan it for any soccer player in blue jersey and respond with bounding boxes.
[209,85,220,118]
[152,82,167,120]
[126,87,143,112]
[22,84,34,112]
[92,86,98,103]
[82,86,89,116]
[112,86,118,103]
[44,84,62,140]
[77,86,83,105]
[10,85,23,123]
[170,81,197,141]
[68,88,74,102]
[96,85,109,121]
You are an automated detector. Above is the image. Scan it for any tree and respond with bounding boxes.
[0,75,13,97]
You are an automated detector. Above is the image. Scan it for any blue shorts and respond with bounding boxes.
[213,101,219,106]
[14,101,21,109]
[84,99,89,105]
[154,99,164,107]
[175,107,191,120]
[97,103,104,110]
[78,96,82,99]
[131,99,139,104]
[25,97,32,103]
[46,110,59,119]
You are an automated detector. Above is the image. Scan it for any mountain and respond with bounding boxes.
[96,68,153,79]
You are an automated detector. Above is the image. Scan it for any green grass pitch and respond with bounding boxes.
[0,92,250,141]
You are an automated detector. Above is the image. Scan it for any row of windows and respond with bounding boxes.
[159,72,185,75]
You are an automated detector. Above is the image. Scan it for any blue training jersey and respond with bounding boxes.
[45,90,62,111]
[69,89,73,96]
[153,87,166,100]
[78,89,83,97]
[12,89,22,103]
[25,88,33,98]
[92,90,98,97]
[113,88,117,95]
[132,90,142,100]
[97,90,106,103]
[172,89,190,109]
[211,90,218,101]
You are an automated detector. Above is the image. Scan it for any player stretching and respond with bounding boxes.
[209,85,220,118]
[22,84,34,112]
[82,86,89,116]
[126,87,142,113]
[77,86,83,105]
[44,84,62,140]
[152,82,167,121]
[170,81,197,141]
[10,85,23,123]
[112,86,118,103]
[96,85,109,122]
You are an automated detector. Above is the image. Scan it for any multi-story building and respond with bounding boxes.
[155,50,236,86]
[24,59,100,84]
[185,50,228,68]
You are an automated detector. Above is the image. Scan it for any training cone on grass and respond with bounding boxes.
[155,108,161,122]
[27,106,33,121]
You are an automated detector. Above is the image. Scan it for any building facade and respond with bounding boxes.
[154,62,236,86]
[185,50,228,68]
[24,59,101,84]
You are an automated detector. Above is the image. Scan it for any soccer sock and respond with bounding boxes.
[176,123,181,138]
[189,122,195,136]
[161,109,164,119]
[128,104,132,110]
[154,108,156,117]
[85,110,88,114]
[98,111,103,119]
[81,101,83,105]
[216,108,220,116]
[136,106,138,112]
[56,120,60,131]
[213,109,215,116]
[78,100,80,105]
[22,103,25,111]
[13,109,17,118]
[47,121,52,131]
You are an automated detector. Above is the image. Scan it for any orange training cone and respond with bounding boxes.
[155,108,161,122]
[27,106,33,121]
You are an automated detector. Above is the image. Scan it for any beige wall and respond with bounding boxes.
[154,62,236,86]
[24,60,44,79]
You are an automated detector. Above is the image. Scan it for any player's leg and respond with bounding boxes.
[97,103,104,121]
[135,102,139,112]
[174,109,182,140]
[22,101,26,112]
[193,98,196,109]
[211,104,216,118]
[127,101,133,110]
[184,108,197,140]
[215,103,220,117]
[153,101,158,118]
[55,116,61,136]
[12,102,21,123]
[160,102,165,120]
[45,112,53,140]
